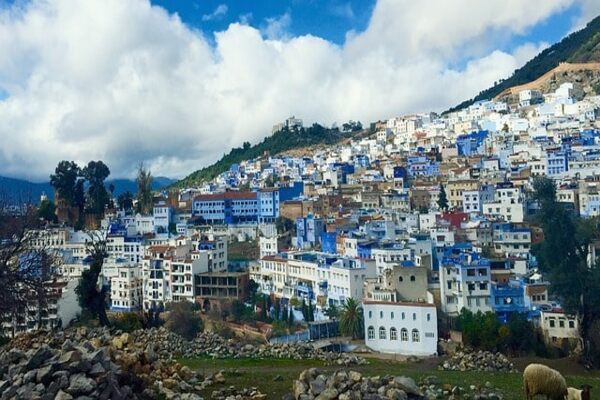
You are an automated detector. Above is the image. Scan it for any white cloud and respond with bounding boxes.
[262,12,291,40]
[0,0,586,181]
[202,4,228,22]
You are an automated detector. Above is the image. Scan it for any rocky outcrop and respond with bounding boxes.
[439,350,517,373]
[2,326,367,399]
[291,369,504,400]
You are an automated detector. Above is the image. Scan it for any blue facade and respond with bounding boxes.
[456,130,489,156]
[546,150,568,175]
[321,231,337,254]
[279,181,304,201]
[296,215,325,249]
[192,192,259,225]
[491,280,529,323]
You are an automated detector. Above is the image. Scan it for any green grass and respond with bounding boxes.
[179,356,600,400]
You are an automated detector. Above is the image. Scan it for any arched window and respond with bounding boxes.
[390,327,398,340]
[400,328,408,341]
[379,326,387,339]
[410,275,416,282]
[412,329,420,342]
[367,326,375,340]
[399,276,404,282]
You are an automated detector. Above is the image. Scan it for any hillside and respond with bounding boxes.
[0,175,174,205]
[171,123,363,189]
[445,14,600,113]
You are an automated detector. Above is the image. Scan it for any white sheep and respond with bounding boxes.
[523,363,568,400]
[567,385,592,400]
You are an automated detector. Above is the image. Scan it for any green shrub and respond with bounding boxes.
[165,301,203,340]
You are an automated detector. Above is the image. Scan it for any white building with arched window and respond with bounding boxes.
[363,301,438,355]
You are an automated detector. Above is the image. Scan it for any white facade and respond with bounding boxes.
[363,301,438,356]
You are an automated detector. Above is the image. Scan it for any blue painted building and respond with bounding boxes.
[491,280,530,323]
[456,130,489,156]
[296,215,325,249]
[192,192,258,224]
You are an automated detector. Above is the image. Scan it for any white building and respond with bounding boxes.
[540,310,580,348]
[363,301,437,356]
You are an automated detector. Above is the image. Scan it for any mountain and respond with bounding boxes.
[446,15,600,113]
[0,175,175,205]
[171,123,365,189]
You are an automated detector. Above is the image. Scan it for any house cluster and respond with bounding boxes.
[5,83,599,356]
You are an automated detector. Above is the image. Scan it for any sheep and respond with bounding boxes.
[523,363,568,400]
[567,385,592,400]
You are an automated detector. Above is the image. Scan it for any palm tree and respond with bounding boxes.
[339,298,364,339]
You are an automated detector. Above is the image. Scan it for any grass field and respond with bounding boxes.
[179,355,600,400]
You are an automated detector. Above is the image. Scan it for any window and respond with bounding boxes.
[427,313,431,321]
[379,326,387,339]
[380,311,383,318]
[559,320,565,328]
[401,312,405,320]
[367,326,375,340]
[401,328,408,341]
[412,329,420,342]
[413,313,416,320]
[549,319,555,328]
[410,275,416,282]
[368,311,372,319]
[391,312,394,319]
[569,320,575,329]
[390,327,397,340]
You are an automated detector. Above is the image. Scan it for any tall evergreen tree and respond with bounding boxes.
[75,231,110,327]
[50,161,81,206]
[437,183,449,211]
[531,177,600,366]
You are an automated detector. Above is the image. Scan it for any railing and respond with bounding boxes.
[269,330,310,344]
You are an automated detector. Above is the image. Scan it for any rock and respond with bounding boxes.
[67,373,96,396]
[55,390,74,400]
[393,376,421,395]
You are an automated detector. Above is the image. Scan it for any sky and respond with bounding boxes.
[0,0,599,182]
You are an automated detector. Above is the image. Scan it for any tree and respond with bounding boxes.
[231,299,247,323]
[117,191,134,211]
[324,304,340,320]
[0,207,57,337]
[75,231,110,327]
[136,164,153,215]
[339,298,364,339]
[247,279,259,304]
[531,176,600,366]
[437,183,449,211]
[165,301,203,340]
[82,161,111,215]
[37,199,57,223]
[50,161,81,206]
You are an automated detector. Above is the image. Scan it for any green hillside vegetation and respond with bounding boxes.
[446,15,600,114]
[172,123,362,188]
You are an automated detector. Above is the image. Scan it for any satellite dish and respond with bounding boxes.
[506,297,512,304]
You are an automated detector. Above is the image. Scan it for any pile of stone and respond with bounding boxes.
[2,328,206,400]
[210,386,266,400]
[439,350,517,373]
[127,328,366,366]
[291,369,504,400]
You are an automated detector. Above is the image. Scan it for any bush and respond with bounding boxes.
[212,321,234,339]
[271,320,289,337]
[111,312,143,332]
[165,301,203,340]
